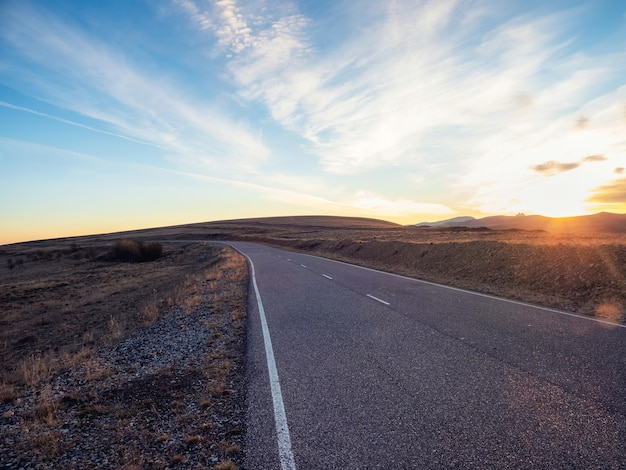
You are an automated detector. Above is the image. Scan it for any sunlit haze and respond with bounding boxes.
[1,0,626,244]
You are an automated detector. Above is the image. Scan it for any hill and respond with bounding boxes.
[211,215,401,229]
[415,216,476,227]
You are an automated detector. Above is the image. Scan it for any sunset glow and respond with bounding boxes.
[1,1,625,244]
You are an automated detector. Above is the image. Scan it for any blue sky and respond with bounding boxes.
[1,0,626,244]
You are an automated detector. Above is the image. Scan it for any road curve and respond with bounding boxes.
[230,242,626,469]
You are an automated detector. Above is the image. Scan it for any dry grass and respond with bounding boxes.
[140,289,161,325]
[213,460,238,470]
[84,357,113,382]
[0,382,17,404]
[0,241,223,384]
[30,430,62,460]
[31,386,60,426]
[184,434,203,446]
[18,352,57,387]
[595,300,625,322]
[109,315,126,341]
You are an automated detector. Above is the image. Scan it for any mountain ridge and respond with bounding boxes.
[416,212,626,234]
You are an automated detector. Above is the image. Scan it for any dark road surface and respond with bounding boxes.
[229,242,626,469]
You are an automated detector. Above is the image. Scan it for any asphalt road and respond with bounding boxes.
[230,242,626,469]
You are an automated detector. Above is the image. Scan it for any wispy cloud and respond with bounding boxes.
[175,0,313,125]
[530,160,581,176]
[587,178,626,204]
[214,0,254,53]
[0,1,269,170]
[530,154,607,176]
[174,0,213,31]
[583,154,607,163]
[0,101,163,149]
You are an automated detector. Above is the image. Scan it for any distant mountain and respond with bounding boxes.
[415,216,476,227]
[416,212,626,234]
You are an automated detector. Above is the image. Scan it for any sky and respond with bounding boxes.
[1,0,626,244]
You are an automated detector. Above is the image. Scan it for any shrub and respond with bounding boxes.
[107,240,163,263]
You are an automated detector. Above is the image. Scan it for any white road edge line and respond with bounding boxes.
[322,274,333,280]
[367,294,390,306]
[239,251,297,470]
[292,250,626,329]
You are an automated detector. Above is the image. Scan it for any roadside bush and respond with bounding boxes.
[107,240,163,263]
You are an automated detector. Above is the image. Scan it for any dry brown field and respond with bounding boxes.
[1,240,221,382]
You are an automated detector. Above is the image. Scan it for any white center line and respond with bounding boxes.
[300,264,307,268]
[367,294,390,306]
[322,274,333,280]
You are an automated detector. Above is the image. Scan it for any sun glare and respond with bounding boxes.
[513,179,595,218]
[518,193,591,218]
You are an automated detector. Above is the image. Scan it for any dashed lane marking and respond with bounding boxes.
[367,294,390,306]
